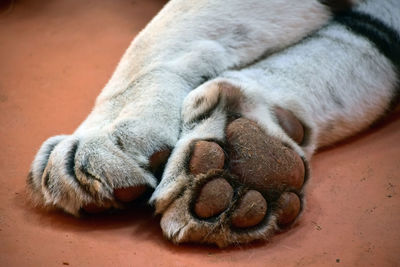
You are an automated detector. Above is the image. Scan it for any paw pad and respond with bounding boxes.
[82,203,110,214]
[226,118,305,193]
[274,106,304,144]
[82,185,148,214]
[189,141,225,175]
[149,149,171,177]
[277,192,301,226]
[194,178,233,218]
[231,190,267,228]
[114,185,148,203]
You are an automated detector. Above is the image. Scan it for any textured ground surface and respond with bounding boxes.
[0,0,399,266]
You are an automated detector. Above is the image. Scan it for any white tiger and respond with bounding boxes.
[27,0,400,247]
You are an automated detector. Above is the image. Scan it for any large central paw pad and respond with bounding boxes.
[160,116,307,247]
[226,118,305,194]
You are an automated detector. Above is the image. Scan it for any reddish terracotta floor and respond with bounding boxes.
[1,0,399,266]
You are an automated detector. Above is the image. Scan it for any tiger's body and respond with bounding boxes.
[28,0,400,246]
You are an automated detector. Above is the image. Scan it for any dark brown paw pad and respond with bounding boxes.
[277,192,301,226]
[226,118,305,194]
[231,190,267,228]
[274,106,305,144]
[194,178,233,218]
[82,185,148,214]
[189,141,225,175]
[114,185,148,203]
[82,203,111,214]
[149,149,171,178]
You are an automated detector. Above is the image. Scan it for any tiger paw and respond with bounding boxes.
[154,115,307,247]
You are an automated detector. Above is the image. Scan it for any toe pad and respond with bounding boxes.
[231,190,267,228]
[194,178,233,218]
[189,141,225,175]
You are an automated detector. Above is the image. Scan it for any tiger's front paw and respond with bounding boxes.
[27,126,171,216]
[151,81,309,247]
[161,118,306,247]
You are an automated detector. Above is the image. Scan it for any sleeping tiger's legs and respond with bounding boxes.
[151,0,400,247]
[26,0,349,215]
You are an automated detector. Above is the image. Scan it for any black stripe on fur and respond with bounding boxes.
[335,10,400,109]
[335,10,400,68]
[319,0,353,12]
[64,140,93,197]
